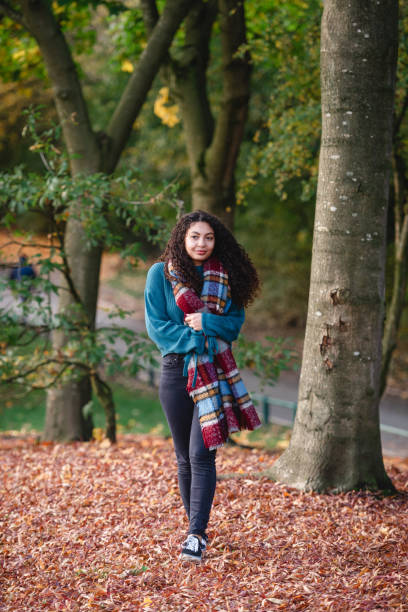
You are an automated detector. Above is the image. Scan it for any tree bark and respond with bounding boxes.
[269,0,398,492]
[91,374,116,443]
[44,377,93,441]
[16,0,193,440]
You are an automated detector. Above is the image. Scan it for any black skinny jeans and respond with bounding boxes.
[159,354,216,538]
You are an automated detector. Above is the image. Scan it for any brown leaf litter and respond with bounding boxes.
[0,434,407,611]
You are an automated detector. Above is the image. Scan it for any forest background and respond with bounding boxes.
[1,2,408,608]
[0,0,407,434]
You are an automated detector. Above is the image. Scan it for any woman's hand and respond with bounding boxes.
[185,313,203,331]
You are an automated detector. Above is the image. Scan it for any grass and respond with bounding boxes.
[231,422,291,451]
[0,381,291,450]
[0,382,169,437]
[0,388,46,432]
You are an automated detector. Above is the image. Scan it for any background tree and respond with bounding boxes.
[0,0,193,441]
[270,0,398,491]
[236,0,321,329]
[2,0,407,447]
[0,117,177,442]
[381,5,408,396]
[142,0,250,228]
[238,1,407,387]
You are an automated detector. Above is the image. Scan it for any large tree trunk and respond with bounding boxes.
[16,0,193,440]
[169,0,250,228]
[44,217,102,441]
[269,0,398,492]
[22,0,102,440]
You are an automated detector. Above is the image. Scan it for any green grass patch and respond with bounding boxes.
[1,381,290,451]
[231,422,291,451]
[95,383,170,437]
[0,388,46,432]
[0,382,169,436]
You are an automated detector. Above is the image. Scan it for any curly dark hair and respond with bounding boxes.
[160,210,259,308]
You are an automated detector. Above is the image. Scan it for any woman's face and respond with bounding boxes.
[184,221,215,265]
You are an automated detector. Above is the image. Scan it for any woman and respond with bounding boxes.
[144,210,260,562]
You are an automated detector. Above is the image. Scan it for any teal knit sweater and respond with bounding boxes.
[144,262,245,356]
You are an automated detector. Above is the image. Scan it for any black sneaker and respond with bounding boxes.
[200,534,208,551]
[180,534,202,562]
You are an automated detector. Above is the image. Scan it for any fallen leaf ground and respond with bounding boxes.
[0,435,407,611]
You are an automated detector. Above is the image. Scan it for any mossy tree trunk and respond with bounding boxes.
[269,0,398,492]
[5,0,193,441]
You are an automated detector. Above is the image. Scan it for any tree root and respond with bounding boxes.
[217,469,275,481]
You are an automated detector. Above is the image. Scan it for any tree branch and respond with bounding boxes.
[104,0,195,173]
[0,239,57,251]
[140,0,159,36]
[90,372,116,443]
[20,0,100,175]
[171,0,217,168]
[31,363,70,390]
[3,358,62,384]
[206,0,251,198]
[0,1,30,31]
[394,90,408,138]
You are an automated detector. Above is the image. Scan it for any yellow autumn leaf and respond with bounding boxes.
[52,1,65,14]
[29,143,44,151]
[121,60,134,73]
[153,87,180,128]
[18,88,33,98]
[92,428,104,442]
[12,49,26,61]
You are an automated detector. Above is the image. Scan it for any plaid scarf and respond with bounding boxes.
[168,257,261,450]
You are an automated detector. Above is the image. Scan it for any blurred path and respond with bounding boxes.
[242,368,408,458]
[1,280,406,457]
[99,285,408,458]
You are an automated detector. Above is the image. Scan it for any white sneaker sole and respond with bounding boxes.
[180,552,202,563]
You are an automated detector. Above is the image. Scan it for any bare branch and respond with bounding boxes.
[19,0,99,175]
[31,364,70,390]
[0,239,59,251]
[4,356,90,386]
[39,151,52,172]
[3,358,60,384]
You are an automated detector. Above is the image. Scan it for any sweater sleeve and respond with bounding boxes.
[144,263,206,355]
[201,303,245,344]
